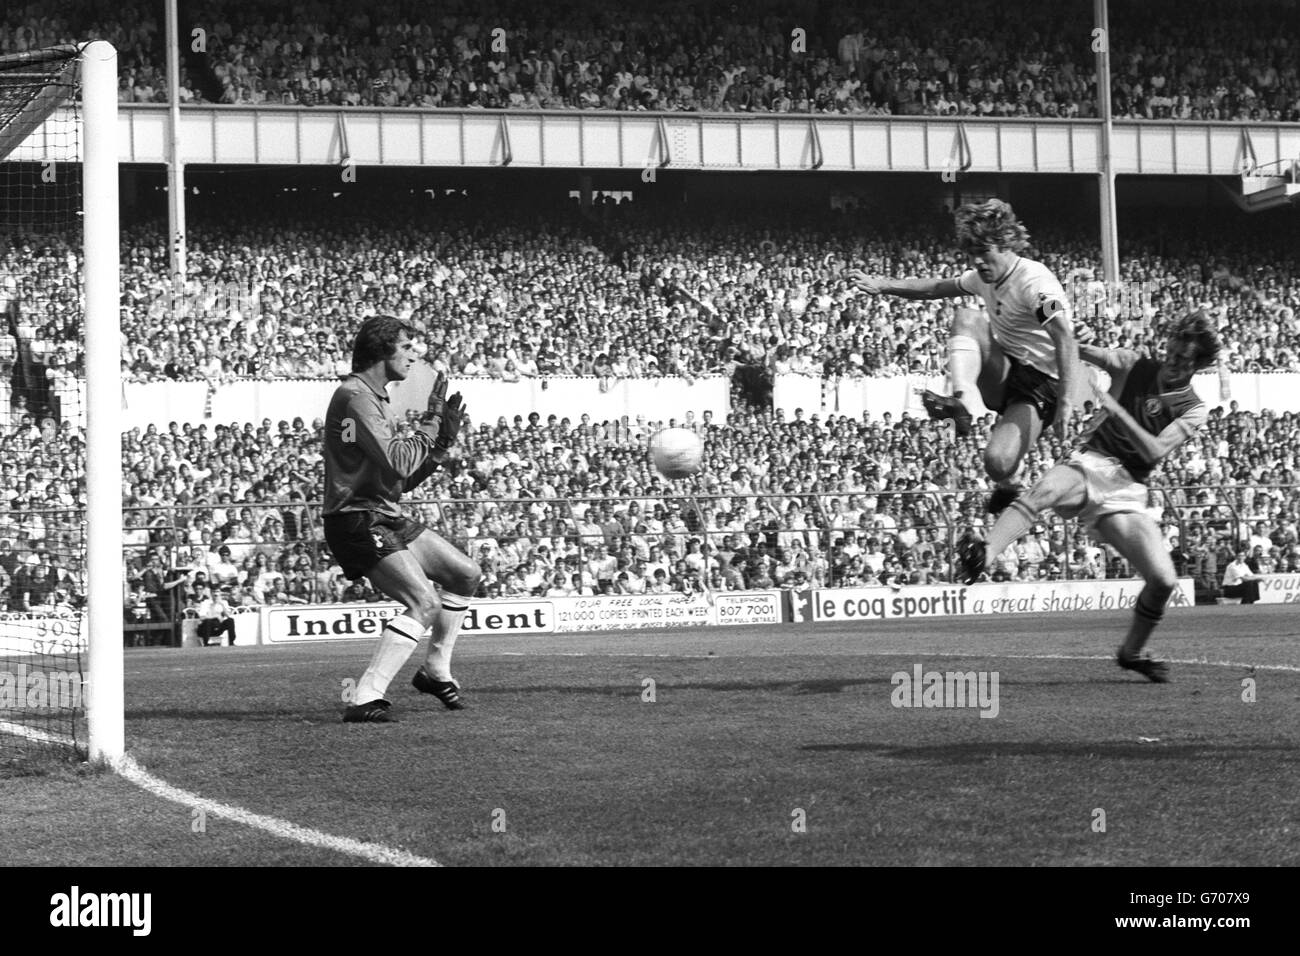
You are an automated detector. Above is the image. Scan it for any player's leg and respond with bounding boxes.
[959,462,1087,583]
[325,512,441,718]
[985,360,1058,514]
[1092,512,1178,682]
[985,400,1042,485]
[985,461,1086,557]
[406,527,482,705]
[951,307,1004,403]
[923,307,1007,436]
[353,551,442,713]
[971,321,1010,414]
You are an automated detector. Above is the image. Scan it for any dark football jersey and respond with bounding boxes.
[1080,351,1206,482]
[322,375,442,516]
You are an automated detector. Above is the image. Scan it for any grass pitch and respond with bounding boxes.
[3,606,1297,866]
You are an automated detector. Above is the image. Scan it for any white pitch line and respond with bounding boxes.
[0,720,69,746]
[496,649,1300,673]
[497,651,718,658]
[914,651,1300,673]
[0,722,439,868]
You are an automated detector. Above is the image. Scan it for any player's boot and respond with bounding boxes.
[957,533,986,585]
[412,667,467,710]
[1116,649,1170,683]
[920,389,973,437]
[987,484,1022,516]
[342,698,396,723]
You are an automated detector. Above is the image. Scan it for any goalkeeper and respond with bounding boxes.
[323,316,478,722]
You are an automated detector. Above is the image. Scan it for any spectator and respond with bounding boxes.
[1221,549,1262,604]
[195,585,239,645]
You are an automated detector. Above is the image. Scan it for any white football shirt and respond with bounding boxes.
[956,256,1069,378]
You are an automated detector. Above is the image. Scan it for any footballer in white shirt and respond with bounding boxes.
[847,199,1081,515]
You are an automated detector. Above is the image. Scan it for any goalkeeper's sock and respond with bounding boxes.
[354,614,422,705]
[947,335,982,399]
[985,500,1039,561]
[425,593,472,682]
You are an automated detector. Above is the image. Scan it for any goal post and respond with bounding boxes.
[0,42,120,765]
[82,41,123,764]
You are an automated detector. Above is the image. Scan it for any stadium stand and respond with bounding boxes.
[4,0,1298,120]
[3,0,1300,630]
[3,186,1300,626]
[6,386,1298,617]
[10,201,1300,400]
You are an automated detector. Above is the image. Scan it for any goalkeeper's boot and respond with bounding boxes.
[343,698,396,723]
[412,667,467,710]
[957,533,987,586]
[920,389,973,437]
[987,484,1022,517]
[1116,649,1170,684]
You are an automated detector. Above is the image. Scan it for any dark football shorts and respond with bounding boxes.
[323,511,429,580]
[995,356,1060,425]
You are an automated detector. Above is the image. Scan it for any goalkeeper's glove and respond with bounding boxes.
[435,392,466,450]
[424,370,449,422]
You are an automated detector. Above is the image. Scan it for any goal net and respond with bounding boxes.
[0,44,119,766]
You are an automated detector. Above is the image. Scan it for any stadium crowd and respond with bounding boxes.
[104,396,1300,620]
[2,197,1300,625]
[3,201,1296,416]
[4,0,1299,121]
[2,381,1299,623]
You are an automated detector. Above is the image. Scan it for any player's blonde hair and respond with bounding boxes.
[954,198,1030,254]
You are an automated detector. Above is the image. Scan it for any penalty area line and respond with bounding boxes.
[0,722,440,867]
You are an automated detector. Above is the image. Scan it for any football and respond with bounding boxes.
[649,427,704,479]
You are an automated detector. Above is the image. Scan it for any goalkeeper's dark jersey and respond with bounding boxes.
[322,375,441,516]
[1079,351,1206,483]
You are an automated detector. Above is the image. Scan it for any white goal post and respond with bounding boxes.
[82,41,123,763]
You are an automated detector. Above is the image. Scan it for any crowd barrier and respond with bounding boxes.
[121,371,731,430]
[3,573,1288,655]
[784,578,1196,623]
[120,369,1300,432]
[257,591,783,644]
[775,371,1300,419]
[200,577,1206,646]
[1256,573,1300,604]
[0,612,87,657]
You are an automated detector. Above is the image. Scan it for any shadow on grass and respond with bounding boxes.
[448,677,894,695]
[126,670,1138,719]
[802,740,1300,761]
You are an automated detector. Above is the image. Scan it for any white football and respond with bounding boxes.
[650,427,704,479]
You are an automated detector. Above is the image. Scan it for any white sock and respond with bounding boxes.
[424,593,472,682]
[354,614,422,705]
[947,334,981,398]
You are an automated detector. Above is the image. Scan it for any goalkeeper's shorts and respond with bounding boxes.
[324,511,429,580]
